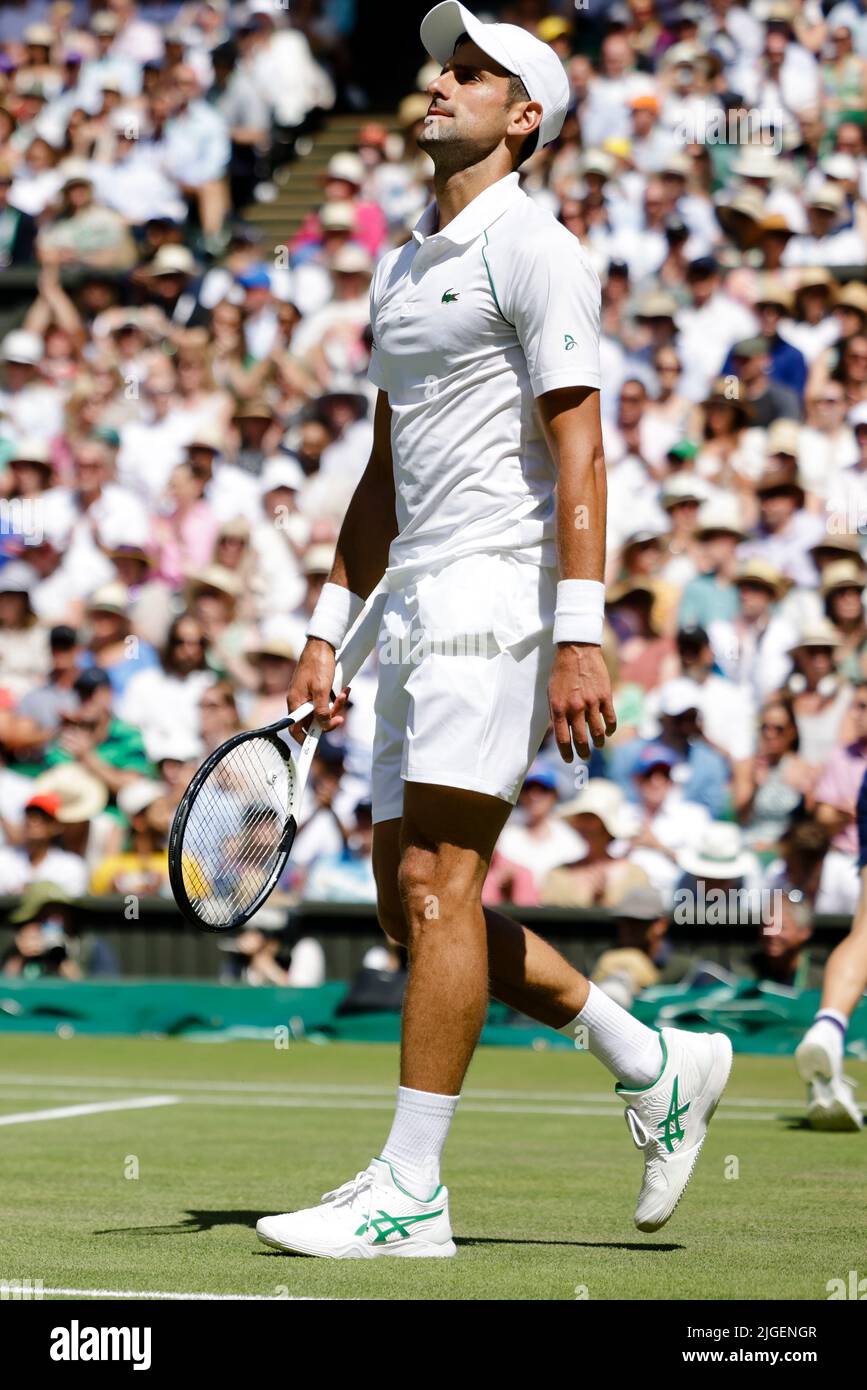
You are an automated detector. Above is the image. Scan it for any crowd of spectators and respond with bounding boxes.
[2,0,867,987]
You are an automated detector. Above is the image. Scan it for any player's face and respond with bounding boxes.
[419,39,526,170]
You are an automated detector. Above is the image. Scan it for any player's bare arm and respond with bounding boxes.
[287,389,396,736]
[539,384,617,762]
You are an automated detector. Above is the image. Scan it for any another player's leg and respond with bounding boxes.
[795,868,867,1131]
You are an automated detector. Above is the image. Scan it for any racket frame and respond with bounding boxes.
[168,708,313,933]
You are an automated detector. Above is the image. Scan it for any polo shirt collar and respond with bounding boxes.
[412,172,523,247]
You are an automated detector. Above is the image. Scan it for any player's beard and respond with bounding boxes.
[418,116,502,178]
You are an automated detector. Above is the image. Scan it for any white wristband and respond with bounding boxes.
[306,581,364,650]
[553,579,605,646]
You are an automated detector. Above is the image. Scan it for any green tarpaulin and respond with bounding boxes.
[1,978,866,1055]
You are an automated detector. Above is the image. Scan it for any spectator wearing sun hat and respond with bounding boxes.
[181,424,260,524]
[709,558,798,702]
[825,400,867,533]
[819,560,867,679]
[291,152,387,262]
[89,777,169,897]
[242,622,300,728]
[0,562,51,700]
[0,330,64,439]
[739,460,826,589]
[678,497,748,630]
[0,881,83,981]
[783,182,867,268]
[541,779,649,909]
[785,619,855,768]
[673,821,763,925]
[249,454,309,617]
[721,277,807,401]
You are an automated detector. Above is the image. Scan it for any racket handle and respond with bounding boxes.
[333,581,390,689]
[285,580,388,730]
[286,700,314,725]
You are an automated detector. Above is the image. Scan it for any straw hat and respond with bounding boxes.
[821,559,865,597]
[734,559,788,598]
[32,764,109,823]
[557,779,633,838]
[786,619,844,655]
[185,565,243,601]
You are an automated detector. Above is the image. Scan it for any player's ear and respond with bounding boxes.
[507,98,542,141]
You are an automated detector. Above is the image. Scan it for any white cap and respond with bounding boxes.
[822,152,858,181]
[260,454,305,494]
[420,1,570,153]
[331,243,373,275]
[849,401,867,428]
[116,778,165,819]
[2,330,43,365]
[147,730,204,764]
[326,152,365,186]
[657,676,704,718]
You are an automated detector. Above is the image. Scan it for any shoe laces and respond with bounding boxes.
[625,1105,662,1159]
[321,1169,375,1210]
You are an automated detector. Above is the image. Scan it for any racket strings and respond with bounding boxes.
[179,736,296,928]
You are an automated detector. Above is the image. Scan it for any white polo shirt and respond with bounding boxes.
[368,172,601,580]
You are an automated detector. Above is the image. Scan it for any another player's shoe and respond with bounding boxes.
[795,1022,863,1132]
[617,1026,733,1232]
[256,1158,456,1259]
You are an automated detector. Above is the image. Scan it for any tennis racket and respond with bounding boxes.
[169,582,389,932]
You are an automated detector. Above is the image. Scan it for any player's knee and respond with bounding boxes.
[397,844,480,929]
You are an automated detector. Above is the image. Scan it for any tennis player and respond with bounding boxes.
[795,763,867,1130]
[257,1,732,1259]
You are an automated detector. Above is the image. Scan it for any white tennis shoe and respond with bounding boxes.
[256,1158,456,1259]
[796,1022,863,1132]
[617,1026,733,1232]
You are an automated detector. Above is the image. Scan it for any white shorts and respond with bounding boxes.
[371,551,556,824]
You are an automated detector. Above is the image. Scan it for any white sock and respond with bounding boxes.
[814,1008,848,1039]
[564,981,664,1088]
[810,1012,846,1064]
[380,1086,459,1199]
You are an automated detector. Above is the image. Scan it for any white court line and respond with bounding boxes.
[0,1096,179,1127]
[0,1072,807,1109]
[0,1085,781,1122]
[13,1287,333,1301]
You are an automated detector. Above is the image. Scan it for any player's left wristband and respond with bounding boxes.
[553,579,605,647]
[306,581,364,651]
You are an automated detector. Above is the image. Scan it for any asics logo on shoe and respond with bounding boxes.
[355,1208,444,1243]
[658,1075,690,1153]
[441,289,460,303]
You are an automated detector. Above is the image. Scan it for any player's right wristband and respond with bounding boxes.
[553,579,605,647]
[306,582,364,651]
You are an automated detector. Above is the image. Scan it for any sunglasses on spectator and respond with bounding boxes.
[760,721,790,734]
